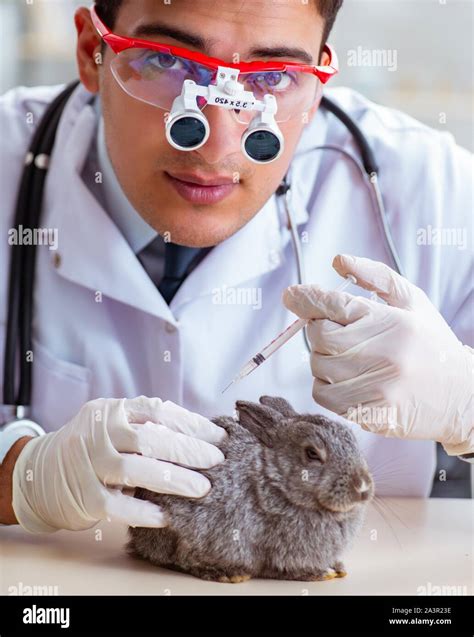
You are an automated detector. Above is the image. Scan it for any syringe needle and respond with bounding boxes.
[221,380,235,394]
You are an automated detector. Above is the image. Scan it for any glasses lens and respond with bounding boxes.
[234,70,321,124]
[244,130,281,162]
[170,116,207,149]
[110,48,216,111]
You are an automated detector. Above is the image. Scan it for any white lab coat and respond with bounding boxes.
[1,83,472,497]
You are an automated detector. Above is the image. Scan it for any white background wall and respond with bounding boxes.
[0,0,472,149]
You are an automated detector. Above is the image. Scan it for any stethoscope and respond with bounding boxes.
[0,80,404,442]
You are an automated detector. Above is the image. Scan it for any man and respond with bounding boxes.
[0,0,472,534]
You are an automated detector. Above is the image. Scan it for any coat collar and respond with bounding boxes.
[45,84,325,319]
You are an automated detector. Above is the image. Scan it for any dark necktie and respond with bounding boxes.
[138,237,211,304]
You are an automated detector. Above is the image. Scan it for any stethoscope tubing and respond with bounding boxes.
[3,80,80,409]
[282,95,404,353]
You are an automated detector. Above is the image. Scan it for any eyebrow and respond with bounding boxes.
[133,23,213,50]
[132,23,314,64]
[250,46,313,64]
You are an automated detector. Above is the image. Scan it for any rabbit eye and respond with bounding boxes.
[305,446,323,462]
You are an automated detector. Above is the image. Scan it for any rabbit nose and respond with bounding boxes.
[352,471,372,501]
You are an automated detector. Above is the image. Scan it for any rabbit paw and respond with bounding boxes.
[281,568,339,581]
[321,569,339,581]
[217,574,252,584]
[304,567,345,581]
[189,566,251,583]
[332,561,348,578]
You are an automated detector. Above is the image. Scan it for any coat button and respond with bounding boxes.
[269,250,281,266]
[52,253,62,269]
[165,322,178,334]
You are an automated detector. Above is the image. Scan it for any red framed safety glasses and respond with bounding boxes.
[90,4,339,124]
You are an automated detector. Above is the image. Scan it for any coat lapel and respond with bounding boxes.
[46,88,174,321]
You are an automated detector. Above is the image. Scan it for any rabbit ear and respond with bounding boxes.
[259,396,297,418]
[235,401,276,448]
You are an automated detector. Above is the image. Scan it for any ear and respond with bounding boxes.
[259,396,297,418]
[235,401,276,448]
[74,7,102,94]
[305,46,328,125]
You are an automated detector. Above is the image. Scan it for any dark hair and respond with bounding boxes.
[94,0,343,59]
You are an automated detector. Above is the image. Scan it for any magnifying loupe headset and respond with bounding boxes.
[166,69,284,163]
[90,5,339,164]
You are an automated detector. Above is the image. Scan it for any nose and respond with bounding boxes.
[195,105,246,164]
[352,471,373,502]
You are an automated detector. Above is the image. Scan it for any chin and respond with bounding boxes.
[148,210,241,248]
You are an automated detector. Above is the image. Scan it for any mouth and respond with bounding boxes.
[316,499,359,514]
[164,171,238,205]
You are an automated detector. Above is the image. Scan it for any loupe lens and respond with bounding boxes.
[170,116,207,149]
[244,129,281,162]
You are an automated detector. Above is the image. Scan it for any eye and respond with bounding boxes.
[140,53,214,87]
[266,71,292,90]
[145,52,183,70]
[247,71,293,92]
[305,446,323,462]
[137,52,187,79]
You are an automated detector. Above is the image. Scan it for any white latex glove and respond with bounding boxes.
[283,255,473,456]
[12,396,227,533]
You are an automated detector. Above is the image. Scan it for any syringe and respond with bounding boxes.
[221,275,357,394]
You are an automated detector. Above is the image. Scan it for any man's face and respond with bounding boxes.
[78,0,326,247]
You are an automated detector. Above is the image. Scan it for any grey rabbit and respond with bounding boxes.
[127,396,374,583]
